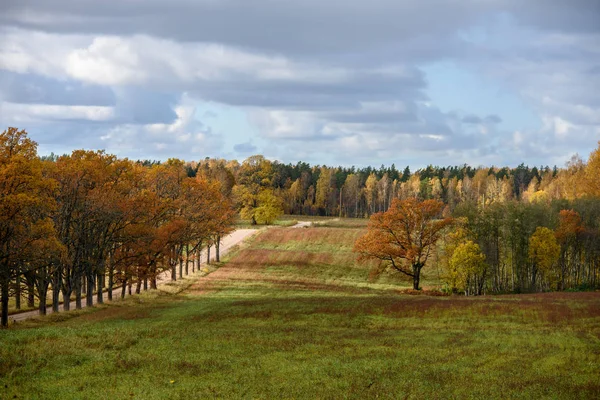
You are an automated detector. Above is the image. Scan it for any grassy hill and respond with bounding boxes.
[1,224,599,399]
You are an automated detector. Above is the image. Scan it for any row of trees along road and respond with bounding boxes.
[0,128,235,327]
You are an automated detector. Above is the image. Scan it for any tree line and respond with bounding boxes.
[1,128,235,327]
[137,143,600,295]
[181,154,589,220]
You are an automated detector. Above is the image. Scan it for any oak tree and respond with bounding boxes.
[354,198,452,290]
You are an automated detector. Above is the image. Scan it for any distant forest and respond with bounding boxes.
[180,155,573,218]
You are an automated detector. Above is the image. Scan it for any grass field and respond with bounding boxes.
[1,225,599,399]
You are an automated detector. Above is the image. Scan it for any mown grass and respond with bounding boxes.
[1,226,599,399]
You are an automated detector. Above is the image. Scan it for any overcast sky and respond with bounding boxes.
[1,1,599,168]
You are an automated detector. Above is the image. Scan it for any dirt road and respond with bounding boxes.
[291,221,312,228]
[8,229,258,323]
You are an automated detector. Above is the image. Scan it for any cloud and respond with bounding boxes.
[2,102,114,123]
[484,115,502,125]
[99,96,224,160]
[0,71,115,106]
[462,115,482,124]
[0,1,490,56]
[0,1,598,167]
[233,141,257,154]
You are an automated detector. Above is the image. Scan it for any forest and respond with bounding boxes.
[1,126,599,327]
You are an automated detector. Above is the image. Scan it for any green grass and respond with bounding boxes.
[1,226,599,399]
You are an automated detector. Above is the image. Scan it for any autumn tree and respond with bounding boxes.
[0,128,57,326]
[315,167,334,215]
[354,198,453,290]
[555,209,585,290]
[585,141,600,197]
[51,150,128,309]
[449,240,487,296]
[233,155,279,224]
[342,174,361,218]
[250,189,284,225]
[528,227,560,290]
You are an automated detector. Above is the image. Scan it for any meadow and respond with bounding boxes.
[1,223,599,399]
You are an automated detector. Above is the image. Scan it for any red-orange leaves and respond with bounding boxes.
[354,198,452,290]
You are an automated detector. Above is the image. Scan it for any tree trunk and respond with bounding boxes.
[86,272,94,307]
[135,280,142,294]
[52,272,61,313]
[207,245,211,265]
[1,278,9,327]
[531,264,537,292]
[108,250,114,301]
[121,278,127,299]
[38,285,48,316]
[15,273,21,310]
[196,246,201,272]
[151,277,157,290]
[144,278,148,291]
[412,263,422,290]
[62,287,72,311]
[97,273,104,304]
[216,236,221,263]
[75,276,82,309]
[171,261,177,281]
[26,274,35,308]
[179,257,183,279]
[185,244,190,275]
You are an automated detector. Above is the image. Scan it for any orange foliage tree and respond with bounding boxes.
[555,209,585,290]
[0,128,57,326]
[354,198,453,290]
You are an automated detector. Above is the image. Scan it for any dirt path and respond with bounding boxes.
[8,229,259,323]
[291,221,312,228]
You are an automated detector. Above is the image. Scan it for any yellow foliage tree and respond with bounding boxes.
[449,240,487,296]
[253,190,284,225]
[528,226,560,290]
[585,141,600,197]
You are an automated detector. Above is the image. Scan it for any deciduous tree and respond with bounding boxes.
[528,226,560,290]
[354,198,452,290]
[0,128,57,326]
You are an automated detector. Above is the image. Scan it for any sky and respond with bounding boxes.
[1,0,599,169]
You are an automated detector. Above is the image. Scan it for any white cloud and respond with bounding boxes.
[99,95,223,159]
[66,37,147,85]
[0,28,86,78]
[1,102,114,123]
